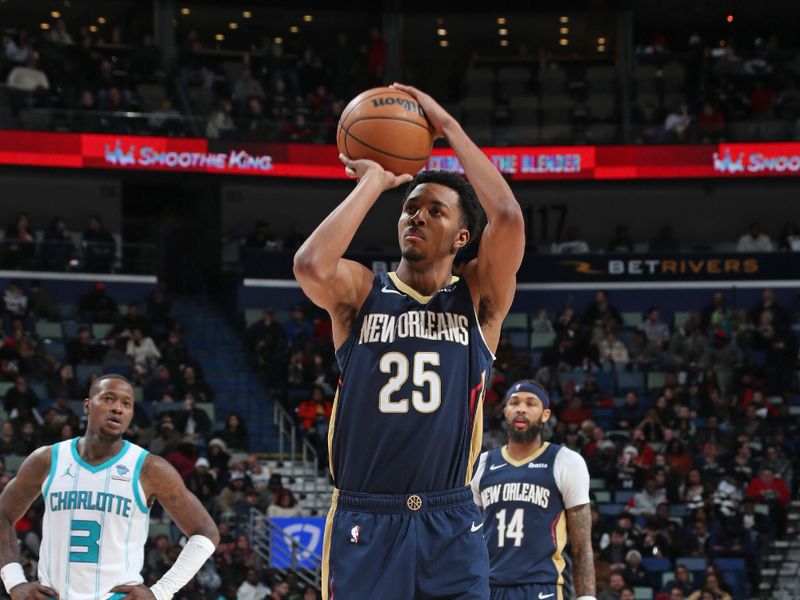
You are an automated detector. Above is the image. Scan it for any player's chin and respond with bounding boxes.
[401,246,426,262]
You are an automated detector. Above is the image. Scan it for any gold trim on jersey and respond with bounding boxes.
[500,442,550,467]
[557,584,564,600]
[387,272,459,304]
[465,373,486,485]
[327,387,340,479]
[552,509,568,585]
[321,488,339,600]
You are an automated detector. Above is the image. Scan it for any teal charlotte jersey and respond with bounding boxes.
[471,443,590,592]
[330,271,493,493]
[38,437,150,600]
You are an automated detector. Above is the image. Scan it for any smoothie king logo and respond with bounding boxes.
[103,139,272,171]
[713,146,800,174]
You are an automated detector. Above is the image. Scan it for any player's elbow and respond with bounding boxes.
[293,249,331,285]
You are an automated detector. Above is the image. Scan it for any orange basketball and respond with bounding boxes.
[337,87,434,176]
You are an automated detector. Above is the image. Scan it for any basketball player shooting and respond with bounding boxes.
[471,381,595,600]
[0,375,219,600]
[294,83,525,598]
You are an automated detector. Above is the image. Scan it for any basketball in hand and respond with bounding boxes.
[337,87,434,176]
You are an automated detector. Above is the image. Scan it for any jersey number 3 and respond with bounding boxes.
[69,519,101,563]
[379,352,441,414]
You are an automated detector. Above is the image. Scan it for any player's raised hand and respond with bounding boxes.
[389,83,456,139]
[9,582,59,600]
[339,153,413,190]
[109,584,156,599]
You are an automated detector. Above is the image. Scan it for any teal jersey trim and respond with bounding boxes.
[70,437,131,473]
[42,443,59,498]
[132,450,150,513]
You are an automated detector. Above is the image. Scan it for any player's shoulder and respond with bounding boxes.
[552,444,588,469]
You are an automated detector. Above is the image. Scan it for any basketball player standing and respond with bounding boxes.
[0,375,219,600]
[472,380,595,600]
[294,83,524,599]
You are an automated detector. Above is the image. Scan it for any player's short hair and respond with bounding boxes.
[401,170,485,249]
[89,373,134,397]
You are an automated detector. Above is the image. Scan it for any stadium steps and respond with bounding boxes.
[171,295,280,452]
[757,500,800,599]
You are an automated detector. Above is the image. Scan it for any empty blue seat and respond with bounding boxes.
[507,330,528,350]
[615,490,636,504]
[593,371,616,393]
[617,371,645,393]
[597,503,624,517]
[76,363,103,384]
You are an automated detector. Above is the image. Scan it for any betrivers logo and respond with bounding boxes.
[102,138,273,172]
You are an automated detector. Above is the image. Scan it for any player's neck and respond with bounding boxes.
[80,430,125,464]
[395,260,454,296]
[505,437,544,462]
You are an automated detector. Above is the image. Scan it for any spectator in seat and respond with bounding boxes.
[628,475,667,517]
[664,564,694,597]
[267,489,301,518]
[3,280,28,318]
[760,444,793,491]
[697,102,726,143]
[616,392,644,429]
[622,549,649,587]
[236,568,270,600]
[221,413,249,452]
[634,102,663,144]
[176,365,212,403]
[779,222,800,251]
[687,573,732,600]
[4,214,35,268]
[232,66,265,109]
[185,456,216,508]
[583,290,623,331]
[281,113,312,143]
[284,305,314,345]
[607,225,634,253]
[173,393,212,440]
[750,288,789,332]
[3,375,39,420]
[205,99,237,140]
[247,308,285,350]
[283,222,305,252]
[639,307,670,345]
[551,225,590,254]
[42,217,75,270]
[67,327,102,366]
[736,222,773,252]
[126,327,161,375]
[160,328,189,373]
[82,216,117,272]
[146,286,173,334]
[243,221,278,250]
[6,53,50,107]
[598,572,626,600]
[629,330,662,370]
[664,102,695,143]
[744,467,789,533]
[148,98,184,137]
[598,329,630,370]
[649,224,681,252]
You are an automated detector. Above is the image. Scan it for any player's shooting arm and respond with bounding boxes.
[293,158,411,336]
[0,447,59,598]
[566,503,596,599]
[391,84,525,343]
[117,455,220,600]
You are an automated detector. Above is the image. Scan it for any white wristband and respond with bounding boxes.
[576,596,597,600]
[1,562,26,594]
[149,535,216,600]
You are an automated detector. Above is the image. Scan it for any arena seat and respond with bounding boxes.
[617,371,645,394]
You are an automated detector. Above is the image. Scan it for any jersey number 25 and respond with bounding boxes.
[379,352,441,414]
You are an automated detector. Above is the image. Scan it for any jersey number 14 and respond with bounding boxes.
[496,508,524,547]
[378,352,441,414]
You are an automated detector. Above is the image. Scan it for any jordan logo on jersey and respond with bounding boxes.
[61,464,75,478]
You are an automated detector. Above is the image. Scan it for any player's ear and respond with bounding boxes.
[541,408,552,423]
[452,228,469,252]
[83,397,90,415]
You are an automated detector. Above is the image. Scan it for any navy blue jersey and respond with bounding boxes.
[330,271,493,493]
[471,443,590,587]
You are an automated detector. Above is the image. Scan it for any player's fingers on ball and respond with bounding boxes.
[338,153,348,164]
[345,167,356,177]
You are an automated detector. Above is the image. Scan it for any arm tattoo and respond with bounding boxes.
[566,503,595,597]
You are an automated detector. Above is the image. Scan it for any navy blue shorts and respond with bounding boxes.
[322,486,489,600]
[490,583,562,600]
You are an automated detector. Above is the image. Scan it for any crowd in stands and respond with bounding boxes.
[0,279,320,600]
[549,221,800,255]
[1,212,119,272]
[243,282,800,599]
[4,15,800,145]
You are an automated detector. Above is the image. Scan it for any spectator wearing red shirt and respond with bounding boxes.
[697,102,726,142]
[745,466,790,535]
[296,386,332,432]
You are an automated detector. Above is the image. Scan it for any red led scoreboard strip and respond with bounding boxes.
[0,130,799,180]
